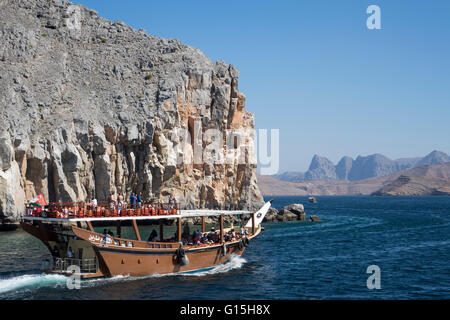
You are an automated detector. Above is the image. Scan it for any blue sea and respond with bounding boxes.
[0,196,449,300]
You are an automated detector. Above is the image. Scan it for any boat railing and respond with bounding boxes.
[47,257,98,274]
[25,201,180,219]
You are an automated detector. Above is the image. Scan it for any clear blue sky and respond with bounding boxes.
[73,0,450,173]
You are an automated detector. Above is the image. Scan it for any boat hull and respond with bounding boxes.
[72,226,257,277]
[95,242,245,277]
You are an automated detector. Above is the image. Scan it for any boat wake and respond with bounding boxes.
[83,254,247,287]
[182,254,247,277]
[0,255,247,295]
[0,273,67,295]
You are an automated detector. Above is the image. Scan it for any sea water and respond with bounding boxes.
[0,196,449,299]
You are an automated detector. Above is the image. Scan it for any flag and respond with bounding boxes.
[30,194,47,208]
[37,193,47,207]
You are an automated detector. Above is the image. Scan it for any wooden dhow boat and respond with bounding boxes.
[20,200,272,278]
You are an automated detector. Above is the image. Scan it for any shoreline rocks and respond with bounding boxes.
[263,203,323,223]
[263,203,306,222]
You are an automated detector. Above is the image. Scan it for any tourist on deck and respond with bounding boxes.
[117,201,123,216]
[109,194,116,210]
[92,197,98,210]
[52,247,60,264]
[130,193,137,208]
[67,247,74,260]
[148,229,158,242]
[208,227,217,243]
[137,193,142,208]
[182,225,191,244]
[193,230,202,245]
[168,195,177,209]
[201,233,209,244]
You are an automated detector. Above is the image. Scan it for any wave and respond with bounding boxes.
[0,255,247,295]
[0,273,67,295]
[79,255,248,288]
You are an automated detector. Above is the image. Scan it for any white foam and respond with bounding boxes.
[82,254,247,287]
[183,254,247,277]
[0,256,247,293]
[0,274,67,294]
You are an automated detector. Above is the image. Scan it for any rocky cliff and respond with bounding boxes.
[0,0,264,225]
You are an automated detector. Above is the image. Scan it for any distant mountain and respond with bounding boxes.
[348,153,398,181]
[259,162,450,196]
[304,155,337,180]
[394,157,421,170]
[415,150,450,167]
[273,150,450,182]
[335,156,353,180]
[272,171,305,182]
[372,175,450,196]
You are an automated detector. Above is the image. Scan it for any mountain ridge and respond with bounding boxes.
[274,150,450,182]
[259,162,450,196]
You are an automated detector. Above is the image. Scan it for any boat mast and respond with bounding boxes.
[177,217,181,242]
[159,220,163,241]
[219,214,224,244]
[132,219,141,241]
[252,212,256,235]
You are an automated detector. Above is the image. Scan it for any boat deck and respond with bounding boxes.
[23,209,252,222]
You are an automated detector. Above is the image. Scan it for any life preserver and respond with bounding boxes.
[243,237,249,247]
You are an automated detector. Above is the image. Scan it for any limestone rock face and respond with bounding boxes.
[0,0,263,224]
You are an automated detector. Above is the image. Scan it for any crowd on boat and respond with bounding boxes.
[25,193,179,219]
[177,225,248,246]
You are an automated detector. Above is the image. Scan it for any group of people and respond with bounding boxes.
[108,193,143,213]
[175,225,248,246]
[26,193,179,219]
[51,246,74,262]
[107,193,175,215]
